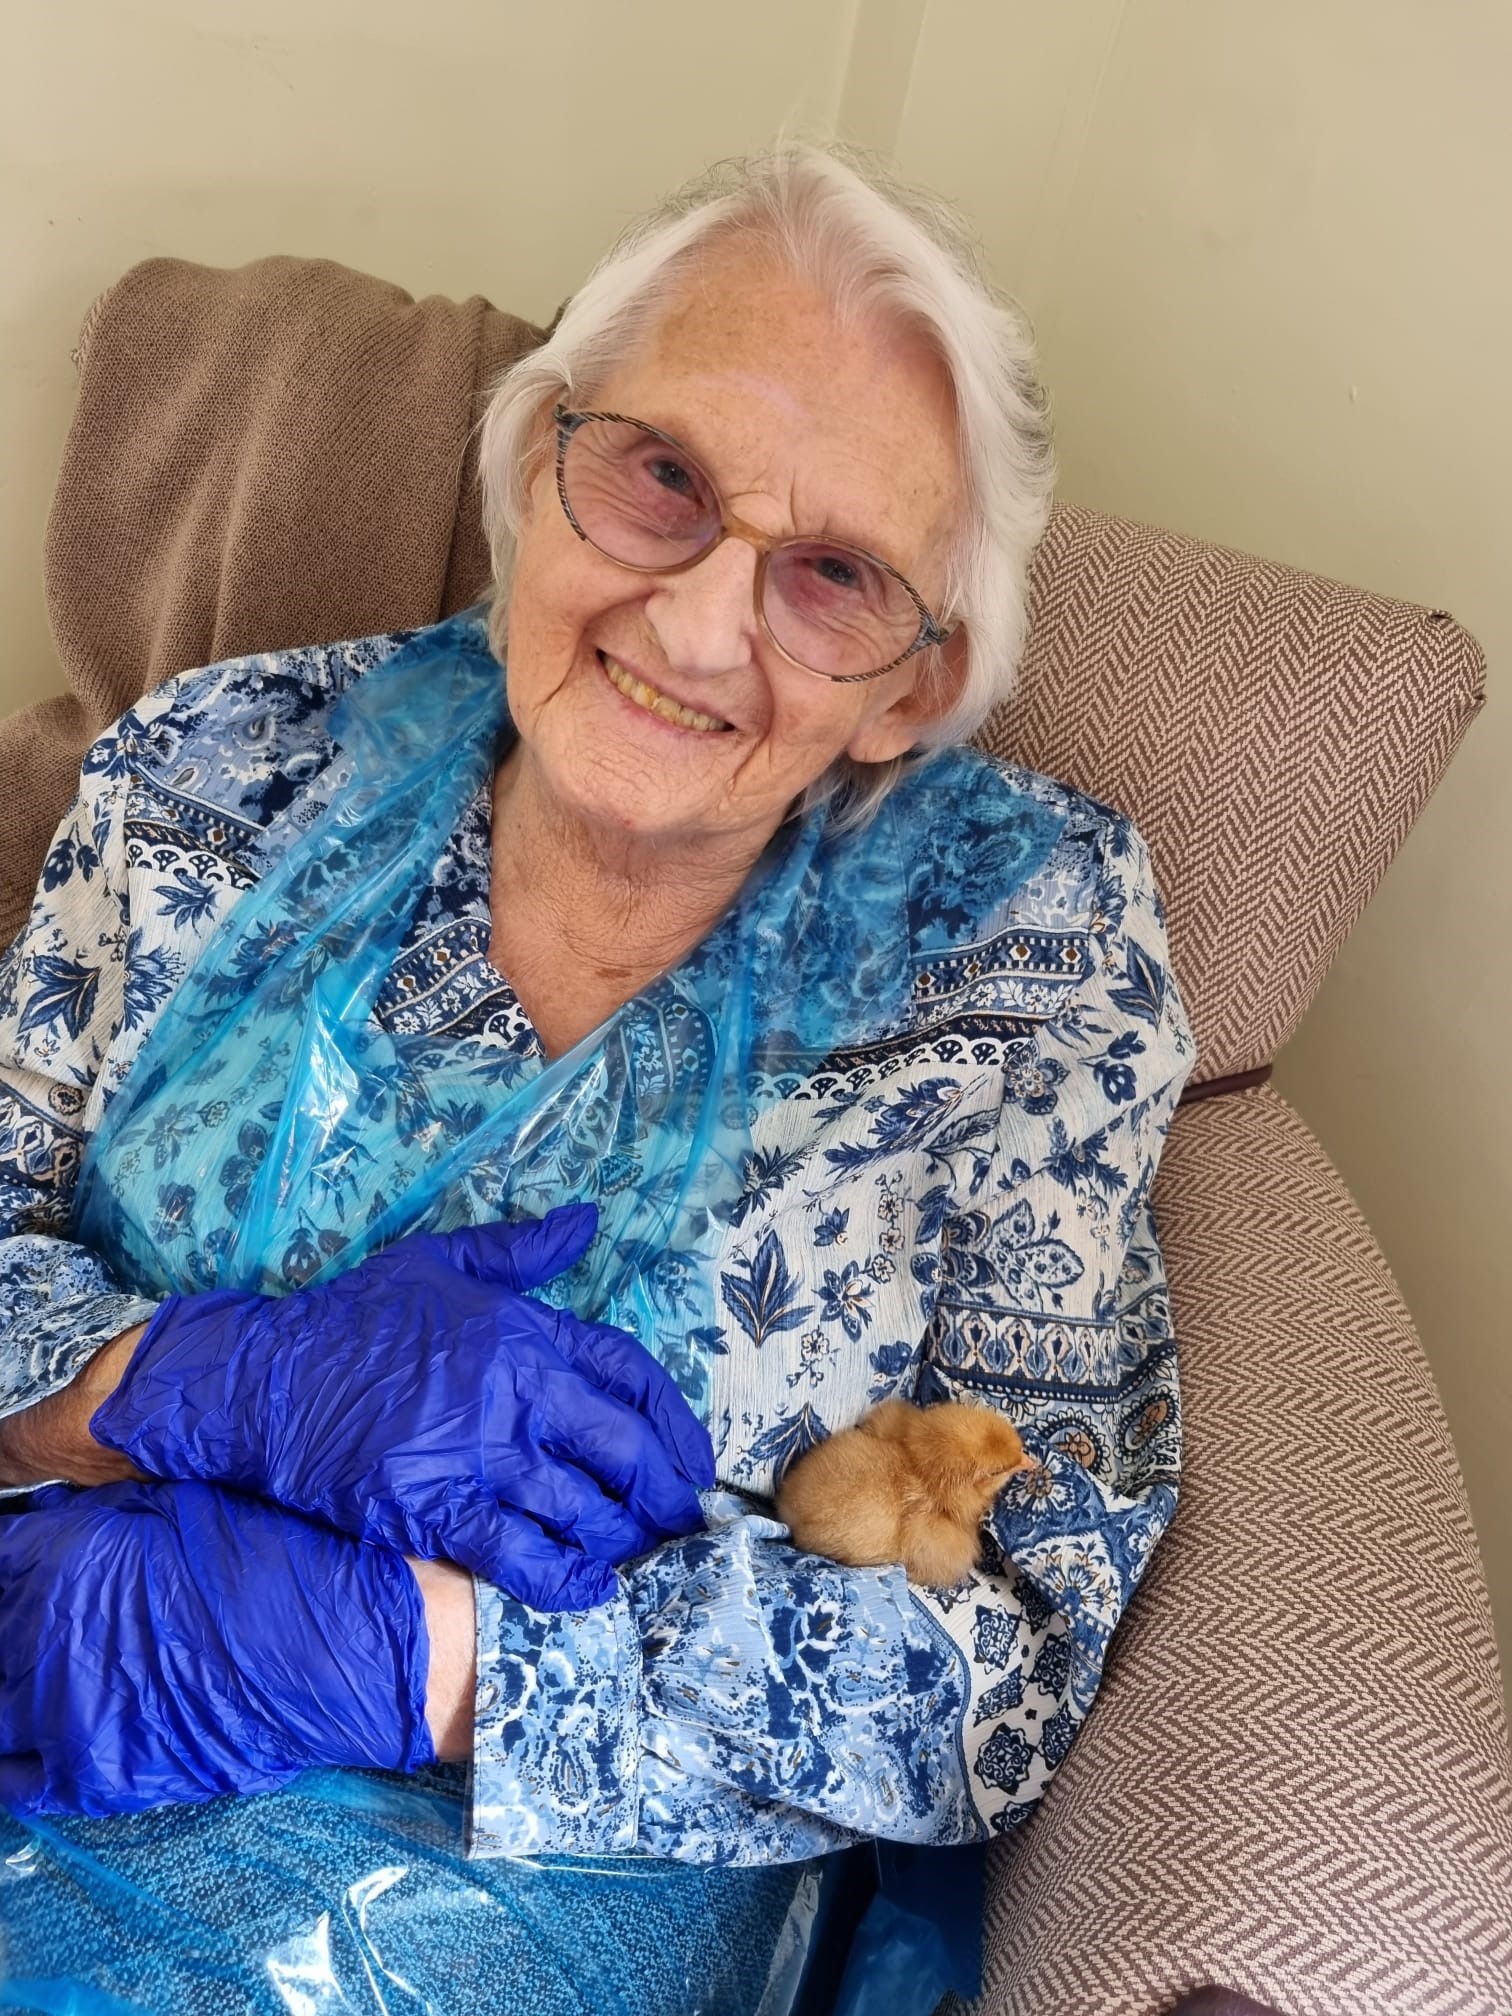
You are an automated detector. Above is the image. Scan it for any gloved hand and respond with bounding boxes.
[90,1204,714,1608]
[0,1479,433,1818]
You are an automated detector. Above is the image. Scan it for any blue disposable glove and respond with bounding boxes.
[90,1204,714,1609]
[0,1479,433,1818]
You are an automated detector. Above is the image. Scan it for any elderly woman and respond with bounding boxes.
[0,147,1192,2008]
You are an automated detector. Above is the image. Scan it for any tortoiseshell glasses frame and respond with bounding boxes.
[552,406,957,684]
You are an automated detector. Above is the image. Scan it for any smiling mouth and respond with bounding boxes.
[598,652,733,733]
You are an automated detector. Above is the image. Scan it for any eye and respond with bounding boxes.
[783,544,889,610]
[813,553,861,592]
[648,455,699,498]
[621,438,717,528]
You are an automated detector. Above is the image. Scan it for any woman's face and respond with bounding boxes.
[503,240,966,856]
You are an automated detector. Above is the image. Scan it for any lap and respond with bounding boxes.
[0,1766,824,2016]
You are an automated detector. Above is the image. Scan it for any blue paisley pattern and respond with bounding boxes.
[0,612,1194,1862]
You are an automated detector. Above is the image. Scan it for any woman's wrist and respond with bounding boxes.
[0,1323,147,1489]
[408,1555,477,1762]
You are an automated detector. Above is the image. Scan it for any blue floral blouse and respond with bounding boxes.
[0,615,1194,1865]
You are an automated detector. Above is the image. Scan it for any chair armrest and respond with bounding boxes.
[968,1087,1512,2016]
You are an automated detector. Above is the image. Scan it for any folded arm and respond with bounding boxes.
[0,632,395,1485]
[468,1209,1182,1868]
[468,1211,1180,1868]
[0,1321,144,1488]
[468,821,1195,1864]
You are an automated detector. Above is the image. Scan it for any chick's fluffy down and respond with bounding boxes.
[775,1399,1027,1587]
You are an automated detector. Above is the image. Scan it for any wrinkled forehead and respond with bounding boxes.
[588,242,962,565]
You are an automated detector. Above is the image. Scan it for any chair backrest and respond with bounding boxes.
[10,255,1486,1070]
[977,504,1485,1081]
[2,254,534,945]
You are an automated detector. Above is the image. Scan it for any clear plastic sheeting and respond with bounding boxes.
[0,1767,837,2016]
[70,609,934,1411]
[30,609,1052,2010]
[72,609,1063,1400]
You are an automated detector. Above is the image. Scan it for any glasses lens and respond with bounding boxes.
[765,542,923,679]
[562,418,720,568]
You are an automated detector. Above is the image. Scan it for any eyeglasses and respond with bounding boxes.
[553,406,956,684]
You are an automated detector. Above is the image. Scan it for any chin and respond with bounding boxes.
[562,693,740,835]
[548,746,701,840]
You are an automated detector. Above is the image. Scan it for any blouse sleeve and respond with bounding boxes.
[0,625,435,1490]
[464,813,1196,1864]
[905,817,1195,1827]
[0,757,161,1479]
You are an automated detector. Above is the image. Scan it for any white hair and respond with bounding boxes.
[478,142,1054,830]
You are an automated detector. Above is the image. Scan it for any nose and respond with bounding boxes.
[643,535,761,682]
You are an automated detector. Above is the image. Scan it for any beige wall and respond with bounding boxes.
[7,2,1508,1692]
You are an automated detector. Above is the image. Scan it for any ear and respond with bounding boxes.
[844,623,971,766]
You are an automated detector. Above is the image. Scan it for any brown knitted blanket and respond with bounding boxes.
[3,255,543,943]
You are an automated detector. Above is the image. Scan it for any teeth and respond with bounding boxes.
[602,656,729,733]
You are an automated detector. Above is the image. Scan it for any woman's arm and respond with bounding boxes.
[0,1477,434,1815]
[0,758,164,1489]
[0,629,430,1485]
[5,1378,492,1773]
[0,1322,142,1487]
[410,1556,478,1761]
[466,1195,1182,1865]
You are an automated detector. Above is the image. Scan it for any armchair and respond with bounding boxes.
[966,504,1512,2014]
[7,256,1510,2016]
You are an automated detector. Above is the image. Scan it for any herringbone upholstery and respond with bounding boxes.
[956,1087,1512,2016]
[978,505,1488,1082]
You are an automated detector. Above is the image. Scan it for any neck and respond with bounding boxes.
[488,742,780,994]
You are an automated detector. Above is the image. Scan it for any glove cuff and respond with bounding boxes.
[89,1288,274,1489]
